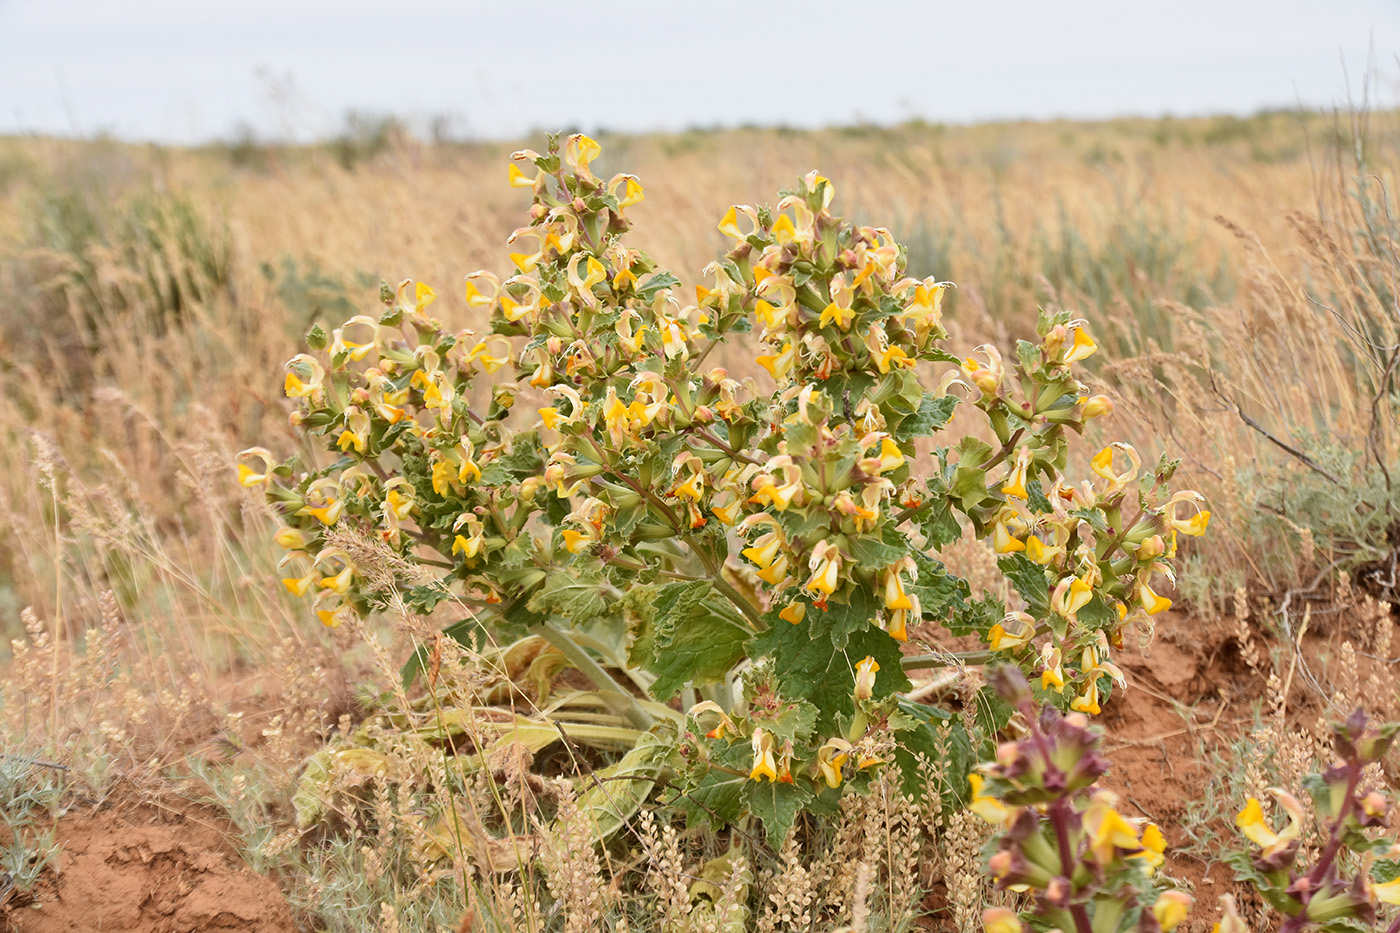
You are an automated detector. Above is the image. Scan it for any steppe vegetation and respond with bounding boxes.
[0,107,1397,933]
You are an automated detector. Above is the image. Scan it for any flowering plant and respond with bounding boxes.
[973,667,1192,933]
[1225,709,1400,933]
[244,134,1208,840]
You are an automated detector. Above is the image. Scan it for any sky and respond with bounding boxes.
[2,0,1398,144]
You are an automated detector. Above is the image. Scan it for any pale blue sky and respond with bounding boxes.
[2,0,1398,143]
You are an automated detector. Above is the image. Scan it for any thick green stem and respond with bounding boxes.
[530,622,653,730]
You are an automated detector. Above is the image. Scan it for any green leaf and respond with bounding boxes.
[753,616,910,730]
[919,472,963,549]
[847,527,909,569]
[750,697,818,746]
[910,551,966,619]
[997,554,1049,617]
[641,582,751,700]
[305,323,329,351]
[576,729,674,842]
[891,700,973,809]
[1077,594,1116,632]
[946,593,1004,639]
[638,271,681,301]
[971,684,1015,739]
[1026,478,1054,515]
[894,393,957,441]
[526,567,614,624]
[1071,507,1109,536]
[744,779,812,844]
[674,740,749,831]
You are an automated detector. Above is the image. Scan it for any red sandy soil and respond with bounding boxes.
[1,800,295,933]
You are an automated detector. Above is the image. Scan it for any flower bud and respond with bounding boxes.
[981,907,1023,933]
[518,476,543,503]
[1137,534,1166,561]
[1080,394,1113,419]
[274,527,308,551]
[1152,891,1192,932]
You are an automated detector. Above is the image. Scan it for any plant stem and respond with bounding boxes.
[1047,799,1094,933]
[529,621,653,730]
[901,649,995,670]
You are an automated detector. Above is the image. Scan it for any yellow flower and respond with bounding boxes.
[236,447,276,487]
[1135,822,1167,875]
[336,407,370,454]
[607,173,645,208]
[818,272,855,330]
[1235,789,1304,860]
[1025,535,1064,566]
[1091,442,1140,493]
[742,531,783,570]
[284,354,325,399]
[748,459,804,511]
[778,600,806,625]
[1040,645,1066,692]
[560,529,592,554]
[507,161,537,188]
[674,471,704,503]
[300,479,344,525]
[816,738,852,788]
[563,133,601,176]
[1070,677,1101,715]
[1079,394,1113,419]
[273,527,307,551]
[968,773,1015,826]
[755,555,791,586]
[316,605,351,628]
[988,611,1036,651]
[453,515,486,559]
[331,315,380,362]
[500,278,542,322]
[854,656,879,700]
[805,540,842,599]
[1165,490,1211,537]
[885,595,918,642]
[316,552,355,596]
[962,344,1004,396]
[465,336,511,373]
[1051,574,1093,622]
[883,567,914,612]
[756,340,795,381]
[279,557,315,597]
[717,204,760,240]
[1001,448,1032,500]
[749,728,778,783]
[902,278,951,327]
[687,700,736,739]
[1084,792,1142,866]
[1371,873,1400,905]
[568,253,609,307]
[1153,891,1191,932]
[993,514,1026,554]
[507,228,545,274]
[1137,579,1172,615]
[1064,325,1097,363]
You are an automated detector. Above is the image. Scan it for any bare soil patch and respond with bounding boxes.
[2,800,294,933]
